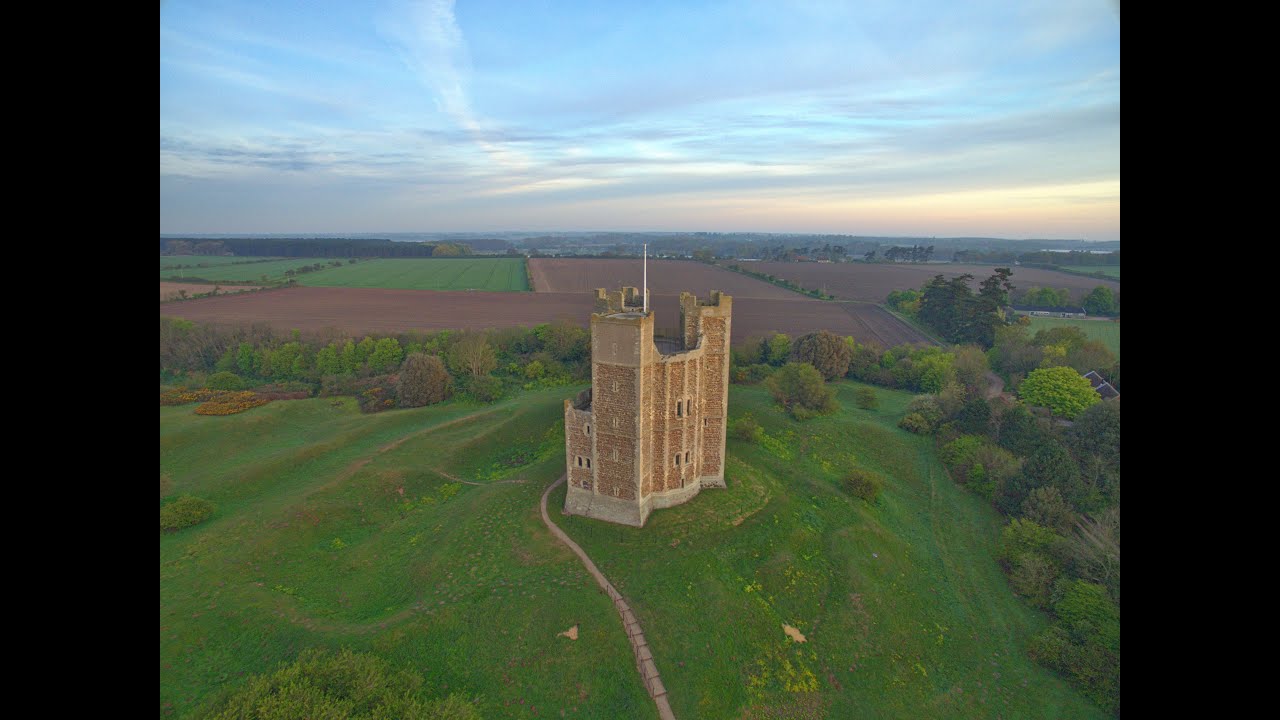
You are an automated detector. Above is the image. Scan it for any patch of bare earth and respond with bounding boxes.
[160,282,263,301]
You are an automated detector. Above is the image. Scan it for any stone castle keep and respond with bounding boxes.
[564,286,732,526]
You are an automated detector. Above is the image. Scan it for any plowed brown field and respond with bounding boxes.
[737,262,1119,303]
[528,258,802,299]
[159,287,934,348]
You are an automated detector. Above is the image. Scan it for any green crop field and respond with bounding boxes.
[297,257,529,291]
[160,255,285,270]
[160,383,1105,719]
[160,257,330,283]
[1059,265,1120,278]
[1026,316,1120,358]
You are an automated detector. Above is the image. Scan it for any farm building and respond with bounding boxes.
[1083,370,1120,399]
[1012,305,1087,318]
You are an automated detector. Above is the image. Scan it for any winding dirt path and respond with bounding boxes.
[540,475,676,720]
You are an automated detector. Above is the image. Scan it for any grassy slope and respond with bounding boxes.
[1026,317,1121,358]
[161,383,1104,719]
[160,388,652,719]
[159,258,329,283]
[559,383,1103,719]
[298,258,530,291]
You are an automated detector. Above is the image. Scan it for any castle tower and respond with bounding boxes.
[564,286,732,526]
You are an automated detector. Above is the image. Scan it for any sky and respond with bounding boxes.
[159,0,1120,240]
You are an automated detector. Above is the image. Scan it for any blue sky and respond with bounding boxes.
[160,0,1120,239]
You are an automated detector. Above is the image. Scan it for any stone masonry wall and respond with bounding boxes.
[565,405,593,490]
[593,362,638,501]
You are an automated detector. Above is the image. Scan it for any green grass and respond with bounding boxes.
[161,383,1106,719]
[558,383,1104,719]
[298,258,529,291]
[1026,316,1120,358]
[160,257,330,283]
[1058,265,1119,278]
[161,388,651,719]
[160,255,285,270]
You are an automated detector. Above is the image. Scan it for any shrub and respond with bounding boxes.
[844,468,884,502]
[463,374,503,403]
[898,412,932,434]
[357,379,399,413]
[906,394,944,428]
[790,330,853,380]
[1009,552,1061,608]
[998,518,1062,569]
[398,353,452,407]
[205,371,245,391]
[1021,486,1075,533]
[208,647,482,720]
[765,362,838,419]
[731,414,764,443]
[160,495,215,531]
[854,386,878,410]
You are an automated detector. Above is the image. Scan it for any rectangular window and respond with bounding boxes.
[585,424,591,435]
[612,449,619,461]
[586,458,591,469]
[675,454,681,467]
[677,400,683,417]
[685,451,690,464]
[576,456,582,467]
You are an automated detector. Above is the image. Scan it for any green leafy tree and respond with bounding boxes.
[315,343,343,376]
[1019,366,1101,419]
[368,337,404,373]
[236,342,256,377]
[765,362,837,419]
[790,330,853,380]
[397,353,452,407]
[340,339,360,374]
[1082,286,1117,315]
[765,333,792,366]
[354,336,377,366]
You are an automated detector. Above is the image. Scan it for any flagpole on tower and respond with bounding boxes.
[643,243,649,313]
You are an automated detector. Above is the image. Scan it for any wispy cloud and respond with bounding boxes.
[379,0,525,170]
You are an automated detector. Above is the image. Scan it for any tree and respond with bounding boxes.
[448,333,497,378]
[397,353,452,407]
[790,330,853,380]
[1019,366,1101,419]
[765,333,792,366]
[368,337,404,373]
[1082,286,1117,316]
[765,362,838,419]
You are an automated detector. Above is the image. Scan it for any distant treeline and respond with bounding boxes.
[160,237,485,258]
[954,249,1120,266]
